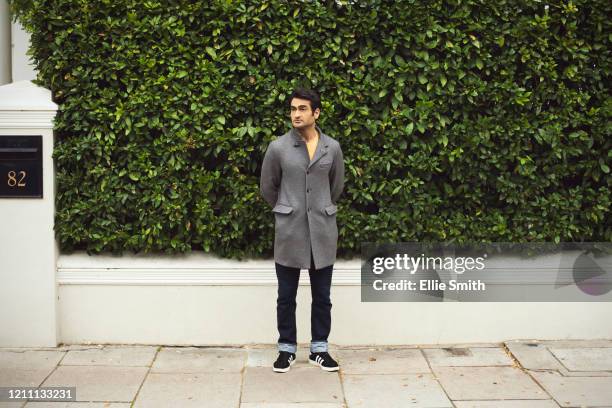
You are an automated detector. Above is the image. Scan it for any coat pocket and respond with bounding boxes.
[324,204,337,215]
[272,203,294,214]
[319,160,332,168]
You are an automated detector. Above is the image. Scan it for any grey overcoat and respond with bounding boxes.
[260,124,345,270]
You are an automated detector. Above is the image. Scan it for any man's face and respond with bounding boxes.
[290,97,320,130]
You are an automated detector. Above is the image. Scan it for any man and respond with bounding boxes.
[260,88,345,373]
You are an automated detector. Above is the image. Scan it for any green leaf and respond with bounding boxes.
[405,122,414,135]
[205,47,217,59]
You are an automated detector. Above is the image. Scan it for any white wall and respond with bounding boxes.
[55,253,612,346]
[57,284,612,346]
[0,0,11,84]
[0,81,59,347]
[11,20,36,82]
[0,1,37,84]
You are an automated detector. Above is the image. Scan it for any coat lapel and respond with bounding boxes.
[307,125,330,170]
[290,126,330,170]
[307,140,328,169]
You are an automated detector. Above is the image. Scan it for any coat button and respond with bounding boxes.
[308,207,311,212]
[306,170,309,175]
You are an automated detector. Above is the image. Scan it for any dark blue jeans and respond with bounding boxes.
[275,251,333,354]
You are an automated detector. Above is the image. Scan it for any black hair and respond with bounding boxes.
[289,88,321,113]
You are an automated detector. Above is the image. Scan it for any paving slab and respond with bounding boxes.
[55,345,107,352]
[54,345,106,351]
[423,347,514,367]
[0,369,52,388]
[433,366,549,400]
[419,343,503,349]
[0,399,23,407]
[538,339,612,348]
[61,346,157,367]
[25,403,130,407]
[0,351,65,371]
[340,344,418,349]
[133,372,241,408]
[0,350,64,393]
[504,342,565,371]
[240,404,345,408]
[39,366,148,402]
[335,348,430,374]
[547,347,612,371]
[242,367,343,404]
[246,346,333,368]
[3,342,612,408]
[245,345,339,352]
[454,400,559,408]
[557,369,612,377]
[343,373,452,408]
[0,345,112,354]
[151,347,245,373]
[246,348,279,368]
[0,347,78,353]
[529,370,612,407]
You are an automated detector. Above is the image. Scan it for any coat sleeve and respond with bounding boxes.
[329,143,345,204]
[260,141,281,207]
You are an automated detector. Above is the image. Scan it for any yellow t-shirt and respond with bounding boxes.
[305,131,320,161]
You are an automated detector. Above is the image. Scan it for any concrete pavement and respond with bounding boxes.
[1,340,612,407]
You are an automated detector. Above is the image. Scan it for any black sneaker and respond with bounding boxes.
[273,351,296,373]
[308,351,339,372]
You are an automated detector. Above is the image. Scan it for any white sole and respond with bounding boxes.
[309,359,339,372]
[273,358,296,373]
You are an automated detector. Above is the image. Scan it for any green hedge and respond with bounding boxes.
[9,0,611,258]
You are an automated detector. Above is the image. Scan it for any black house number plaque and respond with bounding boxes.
[0,135,43,198]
